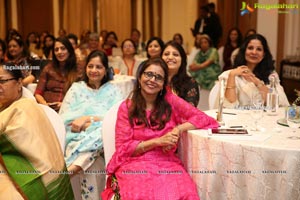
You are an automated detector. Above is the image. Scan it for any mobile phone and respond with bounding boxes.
[211,128,248,134]
[48,102,58,108]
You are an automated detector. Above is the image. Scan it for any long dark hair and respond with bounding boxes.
[129,57,171,130]
[225,27,243,48]
[83,50,111,86]
[52,37,78,91]
[43,34,55,59]
[233,34,274,84]
[162,41,194,99]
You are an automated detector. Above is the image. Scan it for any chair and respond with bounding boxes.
[38,104,66,152]
[22,86,36,100]
[208,81,220,110]
[102,101,123,166]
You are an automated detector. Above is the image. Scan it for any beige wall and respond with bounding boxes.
[161,0,197,54]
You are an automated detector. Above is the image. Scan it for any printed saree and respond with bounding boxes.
[0,98,74,200]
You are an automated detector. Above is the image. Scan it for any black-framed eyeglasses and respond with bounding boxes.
[0,78,17,84]
[143,71,164,82]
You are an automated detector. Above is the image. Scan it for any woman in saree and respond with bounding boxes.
[0,64,74,200]
[102,58,218,199]
[59,50,123,199]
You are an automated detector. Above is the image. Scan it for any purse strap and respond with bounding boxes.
[0,154,28,200]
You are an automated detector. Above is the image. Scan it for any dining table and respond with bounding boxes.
[178,107,300,200]
[110,74,136,99]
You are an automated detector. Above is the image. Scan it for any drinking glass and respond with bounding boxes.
[286,106,300,133]
[250,93,264,131]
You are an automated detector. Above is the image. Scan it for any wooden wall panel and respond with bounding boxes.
[18,0,53,37]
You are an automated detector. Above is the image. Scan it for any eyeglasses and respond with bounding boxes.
[143,71,164,82]
[0,78,17,84]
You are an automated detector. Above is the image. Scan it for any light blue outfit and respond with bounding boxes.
[59,81,123,167]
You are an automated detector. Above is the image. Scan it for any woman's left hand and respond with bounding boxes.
[241,70,261,85]
[70,116,89,133]
[162,127,181,153]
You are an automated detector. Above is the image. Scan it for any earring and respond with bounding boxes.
[160,90,163,96]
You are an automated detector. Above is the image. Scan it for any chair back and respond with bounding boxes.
[208,81,220,110]
[102,101,123,166]
[39,104,66,152]
[22,86,36,100]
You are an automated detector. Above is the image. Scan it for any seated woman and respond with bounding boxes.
[0,65,74,199]
[43,34,55,60]
[136,36,165,76]
[221,27,243,72]
[102,58,218,200]
[172,33,187,54]
[112,39,141,76]
[59,50,123,199]
[219,34,289,108]
[6,35,36,86]
[161,40,199,107]
[102,31,118,56]
[34,37,79,112]
[189,34,221,90]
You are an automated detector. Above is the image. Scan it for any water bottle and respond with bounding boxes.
[266,76,279,115]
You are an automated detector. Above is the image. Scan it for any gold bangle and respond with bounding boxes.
[226,86,236,89]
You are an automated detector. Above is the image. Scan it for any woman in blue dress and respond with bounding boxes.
[59,50,123,199]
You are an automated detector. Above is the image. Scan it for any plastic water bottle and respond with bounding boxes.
[266,76,279,115]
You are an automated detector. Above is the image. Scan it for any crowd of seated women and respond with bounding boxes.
[0,27,291,199]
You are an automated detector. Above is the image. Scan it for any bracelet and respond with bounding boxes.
[90,116,94,124]
[226,86,236,89]
[140,141,145,152]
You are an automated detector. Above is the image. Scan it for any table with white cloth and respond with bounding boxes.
[111,75,136,99]
[178,108,300,200]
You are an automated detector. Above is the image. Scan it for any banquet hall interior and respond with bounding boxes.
[1,0,299,103]
[1,0,300,199]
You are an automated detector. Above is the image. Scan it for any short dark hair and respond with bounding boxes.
[145,37,164,58]
[83,50,111,86]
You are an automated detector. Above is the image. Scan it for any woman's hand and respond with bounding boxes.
[189,63,201,72]
[160,127,180,153]
[48,102,62,111]
[70,116,89,133]
[230,65,250,76]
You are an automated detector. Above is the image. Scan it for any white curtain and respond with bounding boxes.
[284,0,300,57]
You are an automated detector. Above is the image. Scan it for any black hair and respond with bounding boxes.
[83,50,111,86]
[233,34,274,84]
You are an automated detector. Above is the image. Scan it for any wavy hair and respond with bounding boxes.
[233,34,274,84]
[129,57,171,130]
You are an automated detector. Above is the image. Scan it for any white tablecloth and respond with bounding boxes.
[179,108,300,200]
[111,75,136,99]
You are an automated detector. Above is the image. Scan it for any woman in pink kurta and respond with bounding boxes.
[102,58,218,200]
